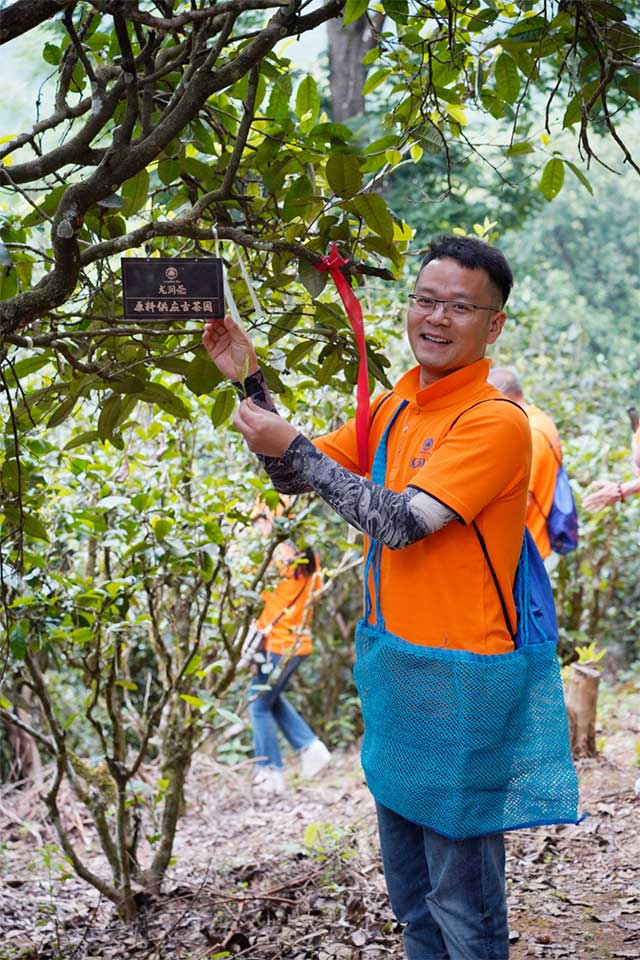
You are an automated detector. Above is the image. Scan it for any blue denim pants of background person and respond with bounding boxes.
[248,653,317,768]
[376,803,509,960]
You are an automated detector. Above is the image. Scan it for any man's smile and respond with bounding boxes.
[421,332,452,344]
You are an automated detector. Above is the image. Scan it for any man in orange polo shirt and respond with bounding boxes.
[488,367,563,560]
[203,236,531,960]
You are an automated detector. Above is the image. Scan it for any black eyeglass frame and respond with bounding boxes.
[407,294,502,315]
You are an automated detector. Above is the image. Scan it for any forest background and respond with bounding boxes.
[0,0,639,935]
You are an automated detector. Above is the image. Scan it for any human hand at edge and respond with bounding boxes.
[202,314,259,382]
[233,398,299,458]
[582,481,619,512]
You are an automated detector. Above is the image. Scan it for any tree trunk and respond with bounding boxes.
[565,663,600,758]
[2,684,43,783]
[327,16,383,122]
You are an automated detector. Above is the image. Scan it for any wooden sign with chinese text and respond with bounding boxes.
[121,257,224,320]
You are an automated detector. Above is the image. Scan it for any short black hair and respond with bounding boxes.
[420,235,513,307]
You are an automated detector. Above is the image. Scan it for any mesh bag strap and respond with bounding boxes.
[363,399,408,628]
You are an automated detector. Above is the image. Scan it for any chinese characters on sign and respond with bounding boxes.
[121,258,224,320]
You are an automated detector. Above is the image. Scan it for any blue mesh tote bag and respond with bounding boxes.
[353,400,580,840]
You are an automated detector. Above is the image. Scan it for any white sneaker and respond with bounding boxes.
[253,766,287,795]
[300,739,331,780]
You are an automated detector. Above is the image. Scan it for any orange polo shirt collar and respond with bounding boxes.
[393,359,493,409]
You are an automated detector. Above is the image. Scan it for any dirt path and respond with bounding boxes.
[1,687,639,960]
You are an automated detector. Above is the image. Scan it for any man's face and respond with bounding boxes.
[407,257,506,388]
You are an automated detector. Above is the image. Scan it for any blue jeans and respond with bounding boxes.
[376,802,509,960]
[248,652,316,769]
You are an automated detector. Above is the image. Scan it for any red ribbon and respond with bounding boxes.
[315,243,370,474]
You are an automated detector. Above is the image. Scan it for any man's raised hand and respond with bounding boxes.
[202,315,259,381]
[233,399,299,458]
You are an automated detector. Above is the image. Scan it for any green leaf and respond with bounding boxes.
[267,73,293,121]
[22,512,50,542]
[565,161,594,196]
[184,355,223,396]
[589,1,626,22]
[382,0,408,23]
[282,175,314,222]
[98,394,122,441]
[1,458,21,495]
[154,357,190,376]
[46,395,78,429]
[121,169,150,217]
[343,0,369,26]
[304,822,324,848]
[298,259,328,297]
[348,193,395,242]
[507,15,546,41]
[415,124,443,155]
[317,347,341,386]
[538,157,565,201]
[362,68,393,97]
[22,184,66,227]
[308,122,354,144]
[562,82,599,128]
[140,383,191,419]
[494,54,520,104]
[286,340,315,368]
[152,517,173,541]
[10,625,26,660]
[10,355,52,379]
[180,694,205,709]
[210,388,236,428]
[43,42,61,65]
[267,309,299,345]
[185,655,203,676]
[115,376,146,395]
[620,75,640,101]
[295,75,320,125]
[64,430,100,451]
[505,141,535,157]
[325,153,363,199]
[362,235,403,268]
[158,158,181,185]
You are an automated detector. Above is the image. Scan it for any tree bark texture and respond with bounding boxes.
[565,663,600,759]
[0,0,76,45]
[327,16,380,122]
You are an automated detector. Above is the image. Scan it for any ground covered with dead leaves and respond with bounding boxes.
[1,680,639,960]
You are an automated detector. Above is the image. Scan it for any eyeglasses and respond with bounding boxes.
[407,294,501,318]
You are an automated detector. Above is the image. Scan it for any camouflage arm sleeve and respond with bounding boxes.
[233,370,457,548]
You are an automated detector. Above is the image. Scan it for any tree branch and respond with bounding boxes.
[0,0,76,45]
[89,0,291,33]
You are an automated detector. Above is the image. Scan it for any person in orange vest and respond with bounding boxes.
[248,541,330,795]
[488,367,563,561]
[583,420,640,510]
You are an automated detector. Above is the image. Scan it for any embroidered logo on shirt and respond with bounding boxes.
[409,438,435,469]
